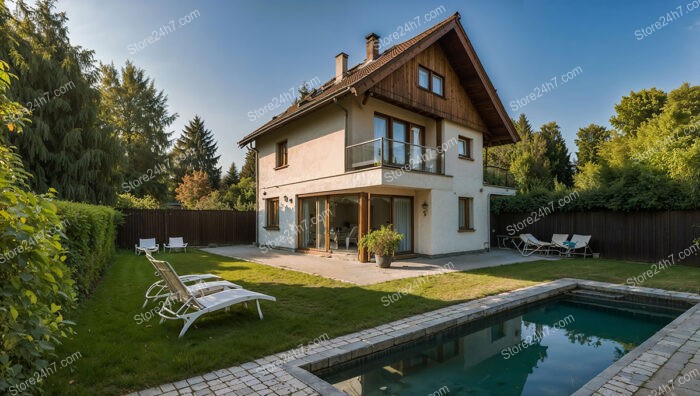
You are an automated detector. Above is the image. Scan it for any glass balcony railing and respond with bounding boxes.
[345,138,445,175]
[483,165,517,188]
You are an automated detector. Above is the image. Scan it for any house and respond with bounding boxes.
[238,12,518,262]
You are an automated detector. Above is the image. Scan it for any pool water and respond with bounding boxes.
[319,295,682,396]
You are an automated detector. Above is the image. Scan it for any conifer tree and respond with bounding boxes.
[170,115,221,189]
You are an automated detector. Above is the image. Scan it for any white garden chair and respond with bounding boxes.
[135,238,159,255]
[142,252,241,307]
[345,226,358,249]
[150,257,276,337]
[163,237,188,253]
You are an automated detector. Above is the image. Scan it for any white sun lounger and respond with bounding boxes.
[142,252,241,307]
[150,257,276,337]
[514,234,553,256]
[550,234,570,255]
[568,234,593,258]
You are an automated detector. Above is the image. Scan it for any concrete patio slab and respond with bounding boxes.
[201,245,557,285]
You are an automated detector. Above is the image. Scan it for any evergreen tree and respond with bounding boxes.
[99,61,176,202]
[575,124,610,165]
[2,0,121,204]
[240,149,256,180]
[171,115,221,189]
[539,122,573,186]
[221,161,240,189]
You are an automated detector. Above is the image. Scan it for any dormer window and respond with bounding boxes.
[418,65,444,97]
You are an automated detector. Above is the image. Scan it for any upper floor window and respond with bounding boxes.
[276,140,288,168]
[458,136,473,160]
[418,67,430,90]
[418,65,444,97]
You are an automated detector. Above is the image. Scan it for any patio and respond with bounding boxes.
[202,245,557,285]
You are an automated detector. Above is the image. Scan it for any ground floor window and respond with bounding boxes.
[297,193,413,254]
[458,197,473,231]
[266,198,279,229]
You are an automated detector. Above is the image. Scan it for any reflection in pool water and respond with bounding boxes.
[321,297,678,395]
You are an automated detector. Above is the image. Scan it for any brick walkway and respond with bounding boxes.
[129,280,700,396]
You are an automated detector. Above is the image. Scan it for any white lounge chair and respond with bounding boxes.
[345,226,358,249]
[568,234,593,258]
[142,252,241,307]
[163,237,188,253]
[150,257,276,337]
[135,238,159,255]
[550,234,570,255]
[514,234,552,256]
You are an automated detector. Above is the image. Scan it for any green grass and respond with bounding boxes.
[44,249,699,395]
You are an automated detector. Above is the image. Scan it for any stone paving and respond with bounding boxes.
[202,245,555,285]
[129,279,700,396]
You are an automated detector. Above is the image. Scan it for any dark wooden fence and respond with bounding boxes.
[491,211,700,266]
[117,209,256,249]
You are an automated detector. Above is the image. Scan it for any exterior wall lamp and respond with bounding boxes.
[422,202,429,216]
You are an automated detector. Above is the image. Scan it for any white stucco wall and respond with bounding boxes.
[254,97,514,256]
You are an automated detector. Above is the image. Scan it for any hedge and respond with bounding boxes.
[0,145,76,395]
[54,201,122,299]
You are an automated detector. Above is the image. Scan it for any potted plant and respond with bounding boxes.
[359,225,404,268]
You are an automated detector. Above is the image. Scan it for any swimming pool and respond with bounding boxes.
[315,292,687,395]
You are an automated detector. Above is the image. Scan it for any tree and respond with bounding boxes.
[575,124,610,165]
[240,149,256,180]
[221,161,240,189]
[194,190,231,210]
[99,61,176,202]
[170,115,221,188]
[610,88,667,136]
[222,177,255,211]
[175,170,212,209]
[2,0,121,204]
[539,121,573,186]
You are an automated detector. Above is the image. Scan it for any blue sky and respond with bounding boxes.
[58,0,700,171]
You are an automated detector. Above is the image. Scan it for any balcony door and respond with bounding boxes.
[373,113,424,168]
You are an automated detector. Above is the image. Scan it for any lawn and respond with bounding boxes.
[44,249,699,395]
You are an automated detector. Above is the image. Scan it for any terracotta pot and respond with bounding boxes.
[376,255,392,268]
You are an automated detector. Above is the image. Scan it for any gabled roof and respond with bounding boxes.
[238,12,518,147]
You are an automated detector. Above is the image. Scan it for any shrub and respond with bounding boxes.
[115,193,160,209]
[54,201,121,299]
[0,145,77,395]
[359,225,404,256]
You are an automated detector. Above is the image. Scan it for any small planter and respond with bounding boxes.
[359,225,404,269]
[376,255,392,268]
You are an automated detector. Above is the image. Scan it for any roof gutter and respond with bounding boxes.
[238,86,356,148]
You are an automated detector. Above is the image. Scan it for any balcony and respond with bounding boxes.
[483,165,517,188]
[345,138,445,175]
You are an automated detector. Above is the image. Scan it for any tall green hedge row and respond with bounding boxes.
[54,201,121,299]
[0,145,120,394]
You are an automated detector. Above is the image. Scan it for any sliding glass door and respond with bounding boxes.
[299,197,326,251]
[370,195,413,254]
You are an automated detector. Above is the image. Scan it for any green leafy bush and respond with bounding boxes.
[0,145,77,394]
[359,225,404,256]
[115,193,160,209]
[54,201,121,299]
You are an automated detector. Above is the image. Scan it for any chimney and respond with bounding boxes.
[365,33,380,61]
[335,52,348,83]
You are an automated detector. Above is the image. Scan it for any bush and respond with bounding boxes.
[359,225,404,256]
[54,201,121,299]
[0,145,77,395]
[115,193,160,209]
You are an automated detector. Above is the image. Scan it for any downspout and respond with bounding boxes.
[247,142,259,246]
